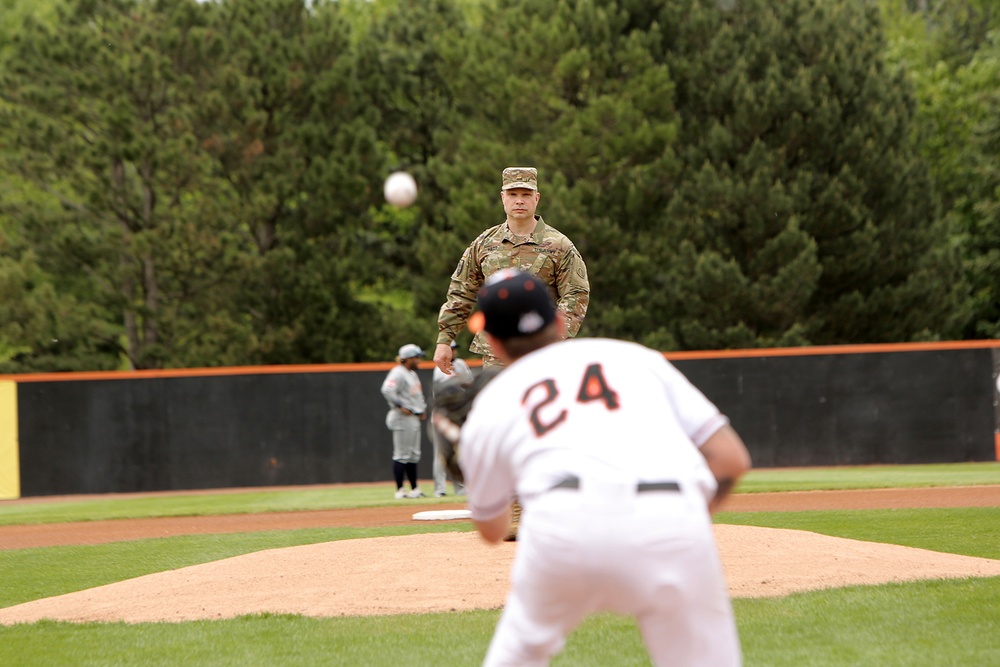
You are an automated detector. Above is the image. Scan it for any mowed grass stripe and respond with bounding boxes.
[2,462,998,526]
[1,578,998,667]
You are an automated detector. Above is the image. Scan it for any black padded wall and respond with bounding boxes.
[13,346,997,496]
[17,368,434,496]
[673,348,995,467]
[993,348,1000,459]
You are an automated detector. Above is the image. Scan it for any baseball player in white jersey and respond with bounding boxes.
[454,269,751,666]
[381,343,429,499]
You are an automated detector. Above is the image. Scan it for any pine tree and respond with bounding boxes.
[349,0,478,344]
[966,93,1000,337]
[421,0,684,346]
[882,0,999,339]
[649,0,964,347]
[192,0,392,364]
[0,0,396,369]
[0,0,228,369]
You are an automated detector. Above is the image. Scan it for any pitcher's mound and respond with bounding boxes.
[2,526,999,625]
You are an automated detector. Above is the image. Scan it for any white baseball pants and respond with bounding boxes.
[483,482,741,666]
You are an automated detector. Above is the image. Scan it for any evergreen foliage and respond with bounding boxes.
[188,0,395,365]
[2,0,224,370]
[882,0,1000,338]
[0,0,993,371]
[652,0,965,347]
[967,83,1000,337]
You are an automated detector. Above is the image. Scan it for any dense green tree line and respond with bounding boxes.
[881,0,1000,339]
[0,0,996,371]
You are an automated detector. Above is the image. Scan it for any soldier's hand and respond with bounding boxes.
[434,343,455,374]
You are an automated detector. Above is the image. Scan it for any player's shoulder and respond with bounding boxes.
[382,367,401,384]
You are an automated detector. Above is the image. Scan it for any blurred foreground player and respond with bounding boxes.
[453,269,751,667]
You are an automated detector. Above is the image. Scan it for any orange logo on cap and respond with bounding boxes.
[468,311,486,334]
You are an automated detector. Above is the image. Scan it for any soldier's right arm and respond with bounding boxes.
[436,241,486,346]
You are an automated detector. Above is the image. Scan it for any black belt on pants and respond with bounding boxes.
[549,476,680,493]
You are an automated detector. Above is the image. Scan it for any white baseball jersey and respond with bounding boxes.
[460,337,727,522]
[460,337,742,666]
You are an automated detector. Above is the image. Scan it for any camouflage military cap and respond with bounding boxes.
[501,167,538,191]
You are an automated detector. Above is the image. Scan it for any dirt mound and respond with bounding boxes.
[2,525,999,625]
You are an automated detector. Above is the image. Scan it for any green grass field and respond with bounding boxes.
[1,462,998,666]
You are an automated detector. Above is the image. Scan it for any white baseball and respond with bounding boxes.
[384,171,418,207]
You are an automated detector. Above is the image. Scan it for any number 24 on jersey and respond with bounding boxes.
[522,363,620,437]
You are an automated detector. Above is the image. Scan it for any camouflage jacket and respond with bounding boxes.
[436,216,590,355]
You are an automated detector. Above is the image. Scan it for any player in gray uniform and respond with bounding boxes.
[430,341,473,497]
[381,344,428,499]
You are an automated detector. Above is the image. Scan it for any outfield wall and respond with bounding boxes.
[1,341,998,498]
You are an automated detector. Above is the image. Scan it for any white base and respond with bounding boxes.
[412,509,473,521]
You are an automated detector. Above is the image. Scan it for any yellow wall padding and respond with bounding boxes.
[0,381,20,499]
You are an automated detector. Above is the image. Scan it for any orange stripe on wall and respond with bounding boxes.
[995,432,1000,462]
[664,339,1000,361]
[0,339,995,383]
[0,362,404,383]
[0,358,475,384]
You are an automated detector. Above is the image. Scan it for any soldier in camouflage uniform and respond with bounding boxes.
[433,166,590,539]
[433,167,589,370]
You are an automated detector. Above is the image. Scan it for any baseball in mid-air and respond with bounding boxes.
[384,171,418,208]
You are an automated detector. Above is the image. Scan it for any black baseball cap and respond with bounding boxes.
[470,269,556,340]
